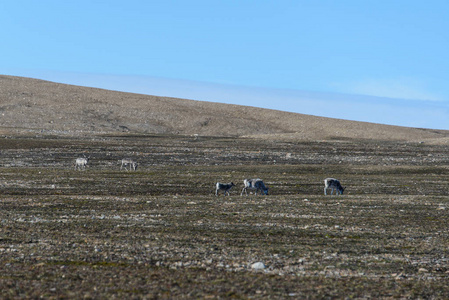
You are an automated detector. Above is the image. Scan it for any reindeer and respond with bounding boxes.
[74,156,89,170]
[324,178,345,195]
[241,179,269,196]
[215,182,235,196]
[120,158,138,171]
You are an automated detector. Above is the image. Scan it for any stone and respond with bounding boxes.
[251,262,266,270]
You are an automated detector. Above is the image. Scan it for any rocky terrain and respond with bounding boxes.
[1,76,449,298]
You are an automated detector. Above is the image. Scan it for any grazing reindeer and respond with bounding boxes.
[74,156,89,170]
[215,182,235,196]
[121,158,138,171]
[324,178,345,195]
[241,179,269,196]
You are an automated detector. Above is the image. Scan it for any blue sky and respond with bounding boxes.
[1,1,449,129]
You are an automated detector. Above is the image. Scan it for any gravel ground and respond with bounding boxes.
[1,133,449,298]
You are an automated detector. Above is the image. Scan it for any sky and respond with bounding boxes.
[1,1,449,129]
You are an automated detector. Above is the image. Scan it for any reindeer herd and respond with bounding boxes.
[215,177,345,197]
[74,157,138,172]
[74,156,345,196]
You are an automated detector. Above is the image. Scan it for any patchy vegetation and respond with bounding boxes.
[1,134,449,298]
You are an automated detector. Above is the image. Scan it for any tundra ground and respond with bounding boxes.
[1,134,449,299]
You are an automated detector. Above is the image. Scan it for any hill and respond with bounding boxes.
[1,75,448,142]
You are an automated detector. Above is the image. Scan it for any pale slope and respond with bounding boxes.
[1,75,448,142]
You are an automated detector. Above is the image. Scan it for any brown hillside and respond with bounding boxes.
[1,75,448,142]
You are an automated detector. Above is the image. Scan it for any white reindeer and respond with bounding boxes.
[241,179,269,196]
[324,178,345,195]
[215,182,235,196]
[74,156,89,170]
[120,158,138,171]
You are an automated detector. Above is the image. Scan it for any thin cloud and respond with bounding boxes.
[334,78,444,102]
